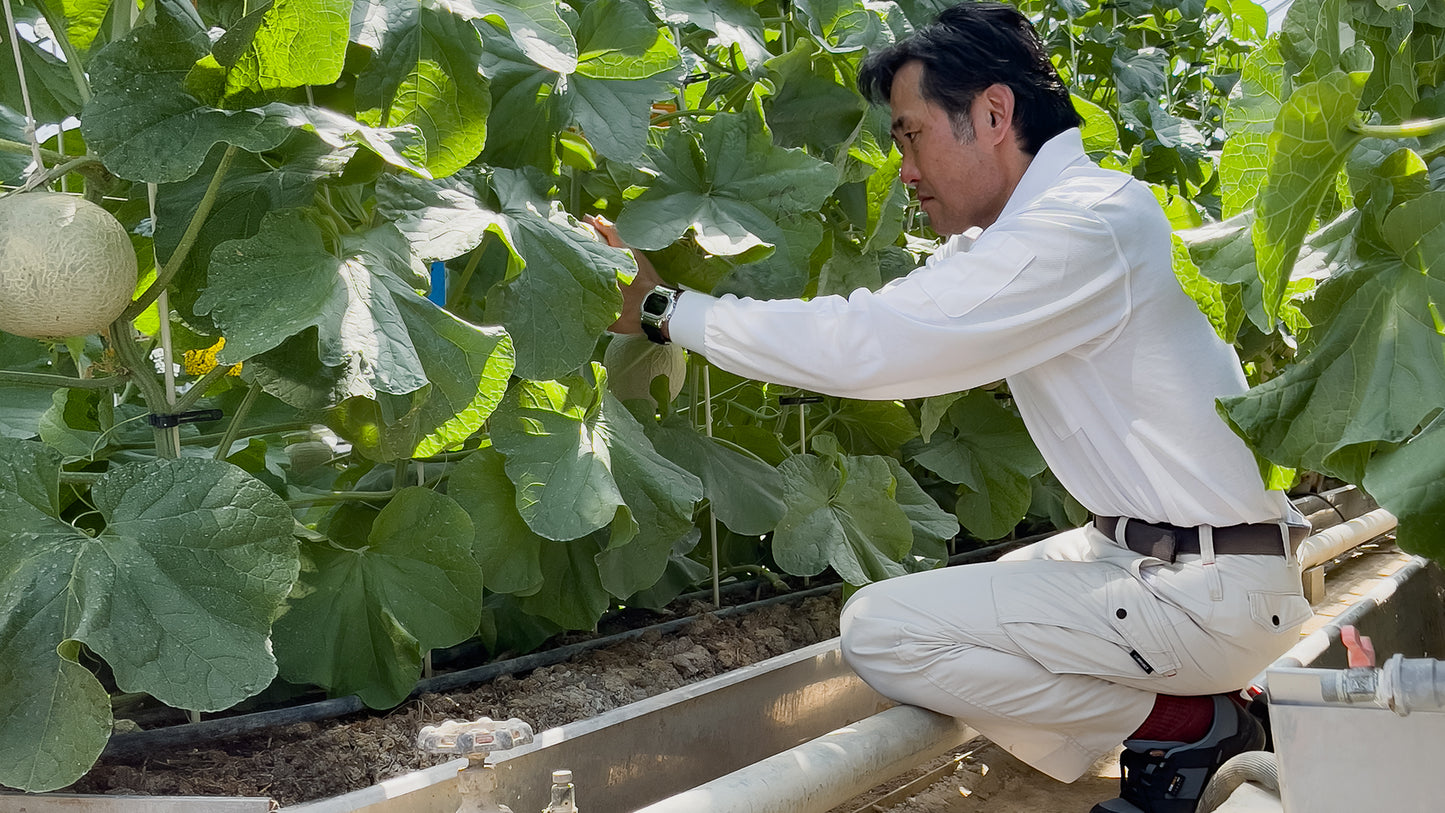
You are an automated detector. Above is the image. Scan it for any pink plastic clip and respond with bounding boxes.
[1341,625,1376,668]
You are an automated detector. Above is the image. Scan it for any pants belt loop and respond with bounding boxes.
[1199,525,1224,600]
[1115,517,1129,548]
[1281,522,1298,565]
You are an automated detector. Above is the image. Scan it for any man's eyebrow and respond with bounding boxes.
[891,116,907,132]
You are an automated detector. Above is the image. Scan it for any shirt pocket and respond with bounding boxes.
[915,232,1034,318]
[993,569,1181,680]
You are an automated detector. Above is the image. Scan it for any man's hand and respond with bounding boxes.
[587,215,665,335]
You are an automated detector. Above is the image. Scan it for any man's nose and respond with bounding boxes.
[898,156,920,187]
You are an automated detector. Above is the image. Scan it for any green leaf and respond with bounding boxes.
[353,0,576,75]
[763,41,868,154]
[1363,419,1445,561]
[771,452,914,585]
[353,6,492,177]
[448,446,545,596]
[0,445,296,790]
[378,169,624,381]
[616,108,838,256]
[906,391,1046,540]
[1252,67,1371,321]
[884,457,957,564]
[1073,92,1120,155]
[816,237,881,298]
[153,141,339,328]
[565,0,683,162]
[595,393,705,598]
[375,168,507,262]
[649,415,786,536]
[490,367,703,579]
[198,214,514,454]
[0,8,83,125]
[793,0,892,53]
[53,0,115,53]
[649,0,769,70]
[1279,0,1344,80]
[481,170,628,380]
[0,335,60,439]
[203,0,349,104]
[518,534,611,629]
[1172,233,1241,342]
[490,369,625,541]
[273,487,480,708]
[80,4,295,182]
[825,398,919,455]
[1222,194,1445,480]
[1220,40,1285,217]
[1112,47,1167,105]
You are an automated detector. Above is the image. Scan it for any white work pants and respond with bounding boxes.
[839,524,1310,782]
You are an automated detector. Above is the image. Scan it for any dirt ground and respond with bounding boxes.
[838,739,1123,813]
[65,593,844,806]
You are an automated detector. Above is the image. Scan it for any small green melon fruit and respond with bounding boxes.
[0,191,138,339]
[604,332,687,408]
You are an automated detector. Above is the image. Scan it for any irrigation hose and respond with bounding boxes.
[1196,751,1280,813]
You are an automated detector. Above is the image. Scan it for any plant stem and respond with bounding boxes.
[0,369,125,389]
[32,0,91,103]
[213,382,261,460]
[650,108,714,126]
[115,421,312,450]
[448,245,485,310]
[0,137,64,163]
[173,363,238,413]
[8,155,106,195]
[689,47,744,79]
[1351,115,1445,139]
[109,320,170,411]
[288,487,401,507]
[122,145,239,321]
[717,565,790,592]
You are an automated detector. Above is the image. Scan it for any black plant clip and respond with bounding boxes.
[146,409,223,429]
[778,396,824,406]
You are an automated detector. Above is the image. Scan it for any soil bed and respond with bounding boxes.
[64,591,843,806]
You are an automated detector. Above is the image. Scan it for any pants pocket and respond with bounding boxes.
[1247,590,1313,634]
[993,569,1182,680]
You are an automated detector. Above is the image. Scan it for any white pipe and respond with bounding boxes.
[1298,508,1397,571]
[632,705,974,813]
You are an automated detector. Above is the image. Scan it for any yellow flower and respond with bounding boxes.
[183,338,241,376]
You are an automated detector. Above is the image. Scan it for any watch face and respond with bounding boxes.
[642,290,671,317]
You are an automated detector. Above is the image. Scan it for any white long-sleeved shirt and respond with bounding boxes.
[667,128,1292,528]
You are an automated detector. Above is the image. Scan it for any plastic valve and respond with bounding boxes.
[417,717,535,756]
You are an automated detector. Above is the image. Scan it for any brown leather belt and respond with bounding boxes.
[1093,516,1308,563]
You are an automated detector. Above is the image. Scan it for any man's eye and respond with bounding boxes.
[905,131,919,142]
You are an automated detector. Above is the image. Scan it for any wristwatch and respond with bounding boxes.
[640,286,679,345]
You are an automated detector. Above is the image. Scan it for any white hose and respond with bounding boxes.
[1197,750,1279,813]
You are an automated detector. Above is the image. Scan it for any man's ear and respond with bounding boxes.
[978,83,1015,145]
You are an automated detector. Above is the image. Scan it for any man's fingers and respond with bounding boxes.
[585,214,626,248]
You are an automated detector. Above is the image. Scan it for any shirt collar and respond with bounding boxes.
[993,127,1088,225]
[928,127,1088,262]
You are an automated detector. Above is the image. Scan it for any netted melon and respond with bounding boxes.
[0,191,138,339]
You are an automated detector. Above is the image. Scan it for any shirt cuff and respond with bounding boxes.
[668,290,715,353]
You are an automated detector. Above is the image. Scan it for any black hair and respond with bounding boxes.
[857,1,1082,154]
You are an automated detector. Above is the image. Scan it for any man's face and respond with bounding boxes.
[888,61,1009,236]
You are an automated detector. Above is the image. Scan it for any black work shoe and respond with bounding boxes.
[1089,695,1266,813]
